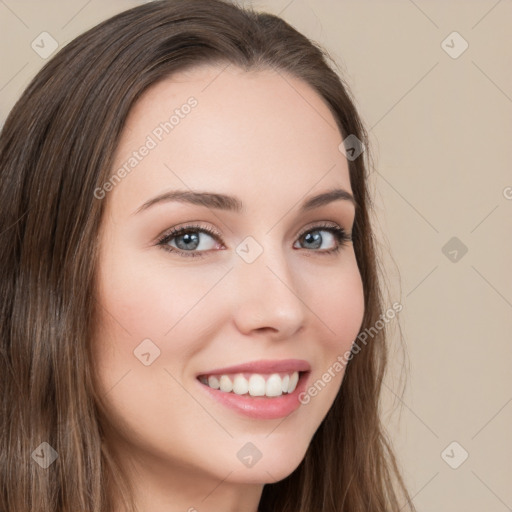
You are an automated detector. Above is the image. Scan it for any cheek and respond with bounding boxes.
[297,256,364,407]
[91,251,229,450]
[304,255,365,349]
[93,244,233,370]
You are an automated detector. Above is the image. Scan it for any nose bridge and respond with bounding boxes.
[232,235,306,337]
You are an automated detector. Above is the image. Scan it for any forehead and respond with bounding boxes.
[107,64,352,217]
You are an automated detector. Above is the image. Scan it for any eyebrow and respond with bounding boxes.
[133,187,356,216]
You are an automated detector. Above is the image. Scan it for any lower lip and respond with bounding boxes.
[197,373,310,420]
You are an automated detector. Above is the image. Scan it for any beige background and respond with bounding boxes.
[1,1,511,510]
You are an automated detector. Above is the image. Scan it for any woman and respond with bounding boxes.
[0,1,415,511]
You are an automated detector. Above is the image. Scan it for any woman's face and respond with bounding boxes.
[93,63,364,501]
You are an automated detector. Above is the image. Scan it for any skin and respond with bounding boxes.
[92,63,365,512]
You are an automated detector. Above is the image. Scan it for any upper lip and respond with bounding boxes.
[198,359,311,376]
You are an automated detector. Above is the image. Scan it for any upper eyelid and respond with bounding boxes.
[297,221,346,234]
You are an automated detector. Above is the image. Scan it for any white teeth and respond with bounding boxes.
[281,374,290,393]
[288,371,299,393]
[248,374,266,396]
[219,375,233,392]
[266,374,283,397]
[232,375,249,395]
[208,375,220,390]
[200,371,301,398]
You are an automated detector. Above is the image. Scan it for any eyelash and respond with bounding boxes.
[156,222,353,259]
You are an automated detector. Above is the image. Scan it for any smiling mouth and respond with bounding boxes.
[197,371,306,398]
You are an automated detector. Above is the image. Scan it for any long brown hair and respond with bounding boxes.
[0,1,415,510]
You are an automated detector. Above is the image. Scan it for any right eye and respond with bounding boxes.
[156,223,224,258]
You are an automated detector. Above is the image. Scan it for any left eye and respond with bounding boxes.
[295,228,341,251]
[156,223,351,258]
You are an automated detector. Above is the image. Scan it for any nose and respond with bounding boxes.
[231,244,306,340]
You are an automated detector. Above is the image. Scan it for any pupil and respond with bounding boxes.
[178,232,199,250]
[304,231,321,249]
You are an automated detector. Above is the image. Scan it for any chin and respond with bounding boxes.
[220,436,310,485]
